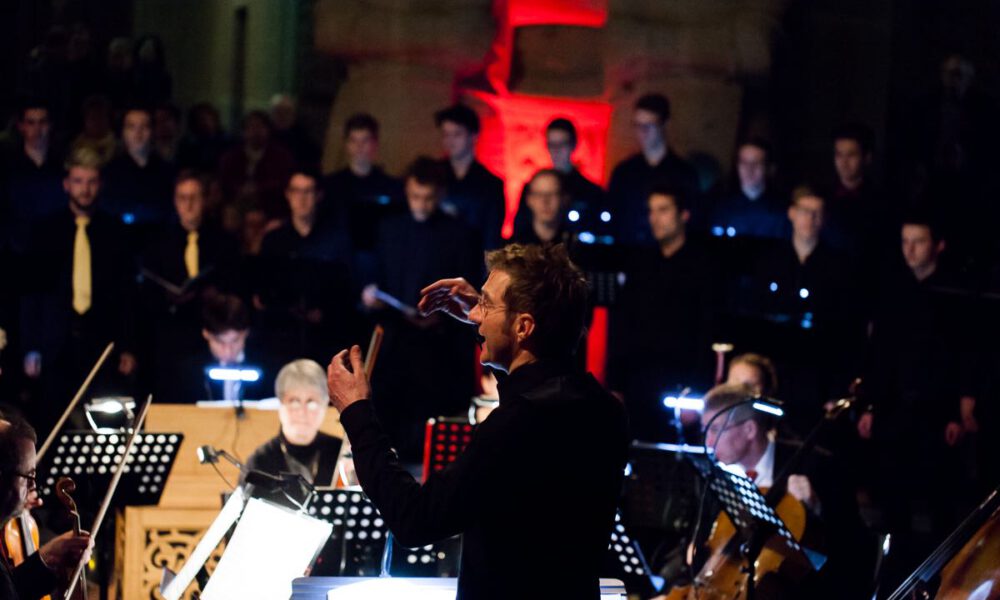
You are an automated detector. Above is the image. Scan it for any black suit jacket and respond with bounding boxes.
[20,208,135,358]
[342,359,629,600]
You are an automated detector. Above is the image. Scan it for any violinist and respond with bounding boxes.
[0,417,92,600]
[662,383,867,599]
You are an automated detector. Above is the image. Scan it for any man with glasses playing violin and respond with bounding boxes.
[328,243,628,600]
[0,416,92,600]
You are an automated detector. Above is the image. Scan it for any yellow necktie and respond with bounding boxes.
[72,216,92,314]
[185,231,199,279]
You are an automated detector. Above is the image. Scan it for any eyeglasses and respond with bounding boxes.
[475,294,507,318]
[13,471,36,489]
[703,419,748,439]
[281,397,322,411]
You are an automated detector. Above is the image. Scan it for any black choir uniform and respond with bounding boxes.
[19,208,135,436]
[709,187,788,242]
[821,180,893,265]
[606,151,699,246]
[512,168,605,236]
[440,160,506,251]
[370,209,480,460]
[745,241,862,431]
[340,358,628,599]
[101,151,176,230]
[255,218,357,362]
[321,165,404,282]
[0,144,66,256]
[607,241,719,442]
[140,221,240,399]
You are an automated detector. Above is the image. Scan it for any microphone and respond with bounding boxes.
[196,445,244,470]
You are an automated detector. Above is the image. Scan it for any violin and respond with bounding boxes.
[54,478,87,600]
[3,509,53,600]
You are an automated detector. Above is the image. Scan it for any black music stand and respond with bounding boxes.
[604,511,662,597]
[684,452,819,600]
[308,489,389,576]
[37,431,183,508]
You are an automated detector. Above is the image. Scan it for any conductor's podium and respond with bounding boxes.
[291,577,628,599]
[117,402,343,599]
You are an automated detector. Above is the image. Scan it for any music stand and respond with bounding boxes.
[200,497,332,599]
[422,417,475,482]
[37,431,183,508]
[683,452,819,599]
[604,511,662,596]
[308,489,389,576]
[625,441,706,533]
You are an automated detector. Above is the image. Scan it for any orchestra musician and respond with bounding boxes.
[327,243,628,600]
[658,383,868,599]
[240,358,342,506]
[0,417,92,600]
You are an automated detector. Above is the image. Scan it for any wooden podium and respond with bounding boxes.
[117,403,344,599]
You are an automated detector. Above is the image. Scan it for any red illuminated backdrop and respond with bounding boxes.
[460,0,612,381]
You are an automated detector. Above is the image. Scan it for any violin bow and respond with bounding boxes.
[37,342,115,462]
[62,394,151,600]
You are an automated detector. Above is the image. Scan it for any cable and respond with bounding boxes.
[210,460,235,491]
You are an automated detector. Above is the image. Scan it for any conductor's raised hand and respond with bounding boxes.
[418,277,478,324]
[327,345,370,413]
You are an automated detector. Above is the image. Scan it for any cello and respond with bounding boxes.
[887,484,1000,599]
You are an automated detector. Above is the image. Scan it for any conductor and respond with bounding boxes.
[327,243,628,599]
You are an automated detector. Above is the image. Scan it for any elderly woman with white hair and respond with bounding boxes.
[241,359,342,505]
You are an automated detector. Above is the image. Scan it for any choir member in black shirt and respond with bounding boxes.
[710,138,787,241]
[269,94,321,171]
[19,148,136,436]
[607,94,700,246]
[256,170,356,362]
[218,111,295,219]
[242,359,342,506]
[328,243,628,600]
[1,99,65,255]
[511,170,571,246]
[435,104,506,251]
[747,187,860,430]
[607,184,718,442]
[821,123,892,262]
[101,107,176,229]
[0,417,93,600]
[141,171,239,397]
[321,113,404,279]
[360,157,480,460]
[859,216,979,589]
[514,119,605,236]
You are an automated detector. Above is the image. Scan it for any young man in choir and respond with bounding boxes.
[329,243,627,599]
[435,104,506,251]
[511,170,570,246]
[607,93,700,246]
